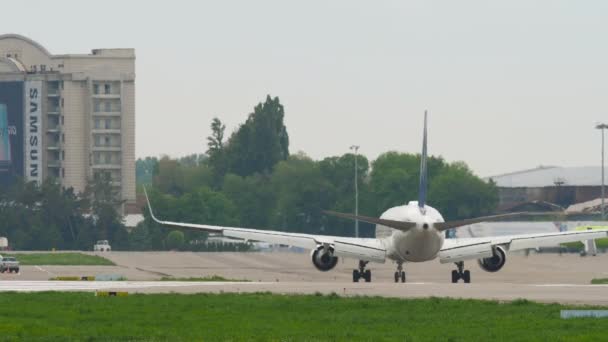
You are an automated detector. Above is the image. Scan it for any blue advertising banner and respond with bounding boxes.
[0,81,24,186]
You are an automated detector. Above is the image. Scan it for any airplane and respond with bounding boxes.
[143,112,608,283]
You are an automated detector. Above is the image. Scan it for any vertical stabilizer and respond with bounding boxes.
[418,111,428,213]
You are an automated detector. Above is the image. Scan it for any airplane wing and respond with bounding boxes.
[438,229,608,263]
[143,188,387,263]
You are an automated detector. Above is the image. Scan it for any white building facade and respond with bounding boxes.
[0,34,135,211]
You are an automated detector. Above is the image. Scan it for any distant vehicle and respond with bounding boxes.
[94,240,112,252]
[0,256,19,273]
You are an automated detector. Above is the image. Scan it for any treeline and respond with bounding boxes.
[0,95,498,251]
[138,95,499,245]
[0,178,126,250]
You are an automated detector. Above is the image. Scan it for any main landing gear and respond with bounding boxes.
[394,261,406,283]
[451,261,471,283]
[353,260,371,282]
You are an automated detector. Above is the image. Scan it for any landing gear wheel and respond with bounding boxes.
[452,262,471,284]
[394,262,406,283]
[353,260,370,283]
[451,270,459,283]
[364,270,372,282]
[463,270,471,283]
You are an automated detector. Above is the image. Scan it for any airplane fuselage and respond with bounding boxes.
[376,201,445,262]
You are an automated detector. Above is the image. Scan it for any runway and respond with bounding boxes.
[2,251,608,305]
[1,280,608,305]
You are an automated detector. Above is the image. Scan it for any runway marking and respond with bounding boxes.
[532,284,608,288]
[0,281,273,292]
[34,266,55,277]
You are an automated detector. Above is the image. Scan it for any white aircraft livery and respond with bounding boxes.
[144,112,608,283]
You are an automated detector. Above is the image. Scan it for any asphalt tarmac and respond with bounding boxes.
[2,251,608,305]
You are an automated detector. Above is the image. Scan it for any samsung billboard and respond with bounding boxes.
[0,81,24,187]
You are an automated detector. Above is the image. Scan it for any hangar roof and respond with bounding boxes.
[487,166,608,188]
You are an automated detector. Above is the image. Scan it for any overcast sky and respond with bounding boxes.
[4,1,607,176]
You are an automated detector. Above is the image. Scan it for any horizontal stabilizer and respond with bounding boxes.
[436,211,576,231]
[323,210,417,232]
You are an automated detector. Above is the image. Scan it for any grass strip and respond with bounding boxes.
[0,292,606,340]
[159,275,249,282]
[2,253,115,266]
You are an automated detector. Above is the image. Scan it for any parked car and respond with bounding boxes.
[94,240,112,252]
[0,256,19,273]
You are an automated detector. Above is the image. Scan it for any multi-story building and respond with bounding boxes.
[0,34,135,212]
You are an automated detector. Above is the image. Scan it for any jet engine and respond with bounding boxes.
[311,245,338,272]
[477,246,506,272]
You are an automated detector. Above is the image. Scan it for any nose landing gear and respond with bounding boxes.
[451,261,471,283]
[394,261,406,283]
[353,260,371,282]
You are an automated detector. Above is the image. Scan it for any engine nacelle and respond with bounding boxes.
[477,246,506,272]
[311,245,338,272]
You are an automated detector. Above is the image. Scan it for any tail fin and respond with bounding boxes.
[418,111,428,213]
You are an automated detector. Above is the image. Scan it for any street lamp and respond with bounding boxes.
[350,145,360,238]
[596,124,608,220]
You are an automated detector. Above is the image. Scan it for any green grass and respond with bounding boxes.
[3,253,115,266]
[0,292,606,340]
[159,275,250,282]
[561,238,608,250]
[591,278,608,284]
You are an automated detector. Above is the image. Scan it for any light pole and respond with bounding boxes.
[350,145,360,238]
[597,124,608,220]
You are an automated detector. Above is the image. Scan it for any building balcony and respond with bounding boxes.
[92,163,122,170]
[92,93,120,99]
[92,145,121,152]
[110,180,122,187]
[47,144,60,151]
[92,111,121,117]
[47,161,61,168]
[47,127,61,134]
[92,128,121,134]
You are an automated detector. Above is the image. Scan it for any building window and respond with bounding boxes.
[94,119,100,129]
[93,84,99,94]
[104,84,111,94]
[61,151,65,160]
[40,65,46,72]
[94,101,100,112]
[61,168,65,178]
[105,119,111,129]
[104,101,111,112]
[61,134,65,143]
[105,136,110,146]
[61,98,64,108]
[60,116,64,125]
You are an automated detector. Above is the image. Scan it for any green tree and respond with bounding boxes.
[166,230,185,250]
[222,173,275,229]
[428,161,498,220]
[136,157,158,186]
[369,152,446,215]
[319,153,374,236]
[223,95,289,177]
[270,153,335,234]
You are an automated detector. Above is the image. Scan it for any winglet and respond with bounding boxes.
[142,186,162,224]
[418,111,428,214]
